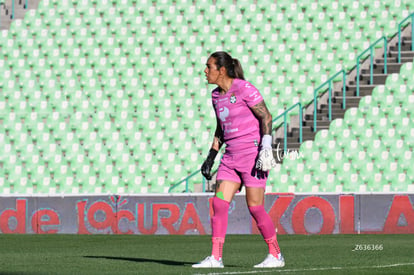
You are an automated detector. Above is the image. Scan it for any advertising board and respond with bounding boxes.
[0,194,413,234]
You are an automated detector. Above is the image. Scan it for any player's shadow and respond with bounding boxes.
[85,255,238,268]
[84,255,192,266]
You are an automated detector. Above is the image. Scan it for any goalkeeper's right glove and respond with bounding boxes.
[255,135,276,171]
[201,148,218,180]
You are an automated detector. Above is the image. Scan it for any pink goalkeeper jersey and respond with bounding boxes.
[211,78,264,154]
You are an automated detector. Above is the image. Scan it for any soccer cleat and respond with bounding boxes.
[192,256,224,268]
[254,254,285,268]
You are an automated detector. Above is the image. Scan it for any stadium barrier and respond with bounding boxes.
[0,193,413,235]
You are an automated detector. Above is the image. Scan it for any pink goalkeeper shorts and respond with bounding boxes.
[216,150,268,189]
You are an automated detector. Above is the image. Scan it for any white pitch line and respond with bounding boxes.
[193,262,414,275]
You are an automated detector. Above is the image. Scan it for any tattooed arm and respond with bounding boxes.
[251,100,276,171]
[250,100,273,135]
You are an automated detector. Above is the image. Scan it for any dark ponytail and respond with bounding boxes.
[210,51,245,80]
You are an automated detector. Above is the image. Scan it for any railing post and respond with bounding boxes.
[272,103,302,152]
[11,0,15,19]
[283,112,288,152]
[328,82,332,121]
[398,13,414,63]
[356,57,361,96]
[412,13,414,51]
[342,70,346,109]
[383,37,388,75]
[370,47,374,85]
[312,70,346,131]
[356,36,388,96]
[313,94,318,132]
[299,106,303,144]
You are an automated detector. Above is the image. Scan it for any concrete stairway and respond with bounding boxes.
[275,26,414,158]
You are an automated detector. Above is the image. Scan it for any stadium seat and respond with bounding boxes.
[270,165,294,193]
[338,164,363,192]
[399,62,413,83]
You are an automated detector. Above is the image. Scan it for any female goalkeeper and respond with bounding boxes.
[192,51,284,269]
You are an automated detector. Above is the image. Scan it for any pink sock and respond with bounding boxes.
[211,197,230,260]
[212,237,225,260]
[265,235,281,259]
[249,205,281,258]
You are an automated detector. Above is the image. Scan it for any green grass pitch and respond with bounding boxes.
[0,234,413,274]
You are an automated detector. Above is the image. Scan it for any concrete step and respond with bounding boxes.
[320,105,347,119]
[302,120,331,131]
[364,63,403,74]
[345,85,375,97]
[390,42,413,52]
[333,89,359,97]
[304,112,330,121]
[333,96,362,106]
[359,73,388,85]
[377,55,414,64]
[389,50,414,58]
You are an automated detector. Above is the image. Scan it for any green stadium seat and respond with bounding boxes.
[399,62,413,83]
[0,169,10,194]
[370,84,386,102]
[366,172,388,192]
[270,165,294,193]
[293,171,316,193]
[12,173,32,194]
[319,170,340,192]
[336,162,360,190]
[58,176,79,194]
[343,107,362,126]
[313,129,332,149]
[388,171,410,192]
[298,139,315,157]
[78,173,102,194]
[355,159,375,184]
[395,113,413,137]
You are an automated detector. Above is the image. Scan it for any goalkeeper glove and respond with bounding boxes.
[201,149,218,180]
[255,135,276,171]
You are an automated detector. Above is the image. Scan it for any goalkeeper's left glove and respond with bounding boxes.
[201,148,218,180]
[255,135,276,171]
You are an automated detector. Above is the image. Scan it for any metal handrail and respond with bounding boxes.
[168,169,202,193]
[356,36,388,96]
[312,70,346,132]
[398,12,414,63]
[272,102,303,152]
[168,166,219,193]
[11,0,15,19]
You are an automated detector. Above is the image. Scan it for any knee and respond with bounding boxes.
[248,204,265,216]
[212,196,230,216]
